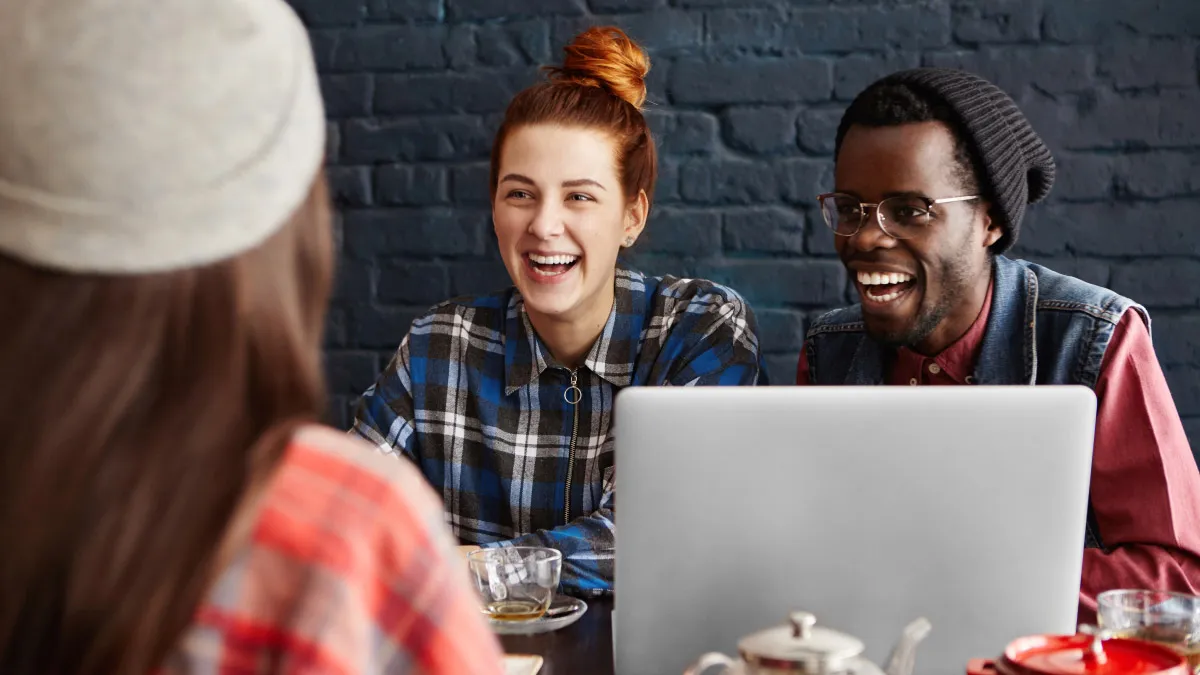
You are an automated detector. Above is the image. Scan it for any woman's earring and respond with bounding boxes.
[622,236,635,247]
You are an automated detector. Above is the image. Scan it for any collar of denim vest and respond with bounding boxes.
[972,255,1038,385]
[841,255,1036,386]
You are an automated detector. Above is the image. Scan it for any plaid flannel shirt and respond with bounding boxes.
[351,267,766,596]
[163,426,504,675]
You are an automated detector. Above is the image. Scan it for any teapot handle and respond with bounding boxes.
[683,652,738,675]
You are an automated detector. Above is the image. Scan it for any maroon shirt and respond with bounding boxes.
[796,283,1200,623]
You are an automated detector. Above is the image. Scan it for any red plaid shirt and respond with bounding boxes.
[161,425,504,674]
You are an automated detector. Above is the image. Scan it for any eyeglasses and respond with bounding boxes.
[817,192,980,240]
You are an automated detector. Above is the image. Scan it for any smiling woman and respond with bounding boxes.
[351,26,768,597]
[493,124,644,366]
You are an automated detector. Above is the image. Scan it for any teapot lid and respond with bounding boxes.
[738,611,865,671]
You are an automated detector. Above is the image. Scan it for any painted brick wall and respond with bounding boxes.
[296,0,1200,464]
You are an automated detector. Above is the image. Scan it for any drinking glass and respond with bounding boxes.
[468,547,562,621]
[1098,589,1200,673]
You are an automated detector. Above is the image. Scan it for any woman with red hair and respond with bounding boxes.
[353,26,768,598]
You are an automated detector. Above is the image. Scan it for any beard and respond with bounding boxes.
[864,250,978,351]
[867,299,951,350]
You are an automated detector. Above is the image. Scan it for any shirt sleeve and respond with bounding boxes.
[175,429,505,675]
[485,286,767,596]
[360,444,501,667]
[349,335,419,462]
[368,445,506,675]
[1078,310,1200,624]
[483,468,617,598]
[663,289,768,387]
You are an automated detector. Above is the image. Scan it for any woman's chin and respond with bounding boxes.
[513,263,614,324]
[520,287,580,319]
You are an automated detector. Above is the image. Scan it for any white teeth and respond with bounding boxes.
[857,271,914,285]
[859,270,915,304]
[528,253,577,278]
[529,253,579,265]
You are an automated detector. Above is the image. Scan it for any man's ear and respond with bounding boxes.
[981,202,1003,249]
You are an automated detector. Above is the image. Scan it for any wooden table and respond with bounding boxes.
[501,597,614,675]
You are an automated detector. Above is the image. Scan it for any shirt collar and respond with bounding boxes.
[893,277,994,384]
[503,268,648,395]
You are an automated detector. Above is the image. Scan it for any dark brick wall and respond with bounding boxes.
[299,0,1200,464]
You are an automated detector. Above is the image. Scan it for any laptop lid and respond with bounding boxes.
[614,386,1096,675]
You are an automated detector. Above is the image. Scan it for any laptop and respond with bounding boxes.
[613,386,1096,675]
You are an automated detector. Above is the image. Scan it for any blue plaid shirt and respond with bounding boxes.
[351,267,766,596]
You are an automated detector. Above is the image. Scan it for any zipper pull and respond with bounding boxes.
[563,369,582,405]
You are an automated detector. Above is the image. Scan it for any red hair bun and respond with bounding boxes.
[545,26,650,111]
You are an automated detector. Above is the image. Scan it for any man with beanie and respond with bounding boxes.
[796,68,1200,623]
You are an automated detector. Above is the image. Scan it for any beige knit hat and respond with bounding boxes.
[0,0,326,274]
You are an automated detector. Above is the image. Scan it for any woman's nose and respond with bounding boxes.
[527,202,566,240]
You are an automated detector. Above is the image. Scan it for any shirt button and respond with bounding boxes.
[909,378,918,386]
[928,363,941,375]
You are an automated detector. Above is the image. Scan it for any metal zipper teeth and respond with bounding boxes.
[564,368,580,525]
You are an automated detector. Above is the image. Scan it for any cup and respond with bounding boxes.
[1098,589,1200,674]
[467,546,562,622]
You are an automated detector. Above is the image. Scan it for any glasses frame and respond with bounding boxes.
[817,192,981,239]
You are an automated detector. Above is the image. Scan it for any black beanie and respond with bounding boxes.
[834,67,1056,254]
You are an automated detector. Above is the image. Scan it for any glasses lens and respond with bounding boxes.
[822,195,862,235]
[878,196,931,239]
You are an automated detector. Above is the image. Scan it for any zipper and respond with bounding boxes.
[563,368,581,525]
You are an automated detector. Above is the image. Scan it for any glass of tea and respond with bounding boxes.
[1098,589,1200,674]
[467,547,562,622]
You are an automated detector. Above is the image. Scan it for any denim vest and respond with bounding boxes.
[805,255,1150,549]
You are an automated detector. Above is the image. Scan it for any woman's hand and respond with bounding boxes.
[456,544,481,562]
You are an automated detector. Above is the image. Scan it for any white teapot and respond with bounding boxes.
[684,610,931,675]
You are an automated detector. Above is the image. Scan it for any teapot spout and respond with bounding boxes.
[882,617,932,675]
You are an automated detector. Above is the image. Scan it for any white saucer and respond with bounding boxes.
[489,597,588,636]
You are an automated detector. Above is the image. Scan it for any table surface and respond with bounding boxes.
[500,597,614,675]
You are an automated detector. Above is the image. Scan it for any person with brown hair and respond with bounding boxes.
[0,0,503,673]
[352,27,768,597]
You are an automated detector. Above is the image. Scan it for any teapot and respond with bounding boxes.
[684,610,932,675]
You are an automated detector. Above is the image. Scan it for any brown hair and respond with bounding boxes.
[489,26,657,210]
[0,176,334,675]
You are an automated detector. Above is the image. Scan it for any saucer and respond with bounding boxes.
[488,596,588,636]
